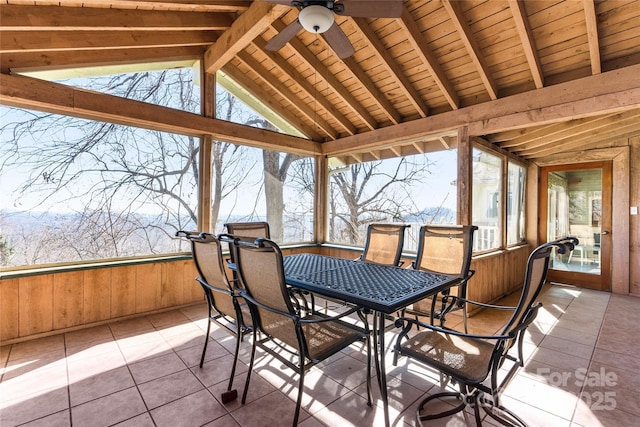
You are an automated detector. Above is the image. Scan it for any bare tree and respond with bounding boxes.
[0,69,251,265]
[329,157,432,244]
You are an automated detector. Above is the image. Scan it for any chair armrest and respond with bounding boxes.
[395,316,514,341]
[298,305,364,324]
[238,289,299,321]
[197,277,234,295]
[454,296,517,310]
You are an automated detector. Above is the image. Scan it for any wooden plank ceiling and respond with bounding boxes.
[2,0,640,164]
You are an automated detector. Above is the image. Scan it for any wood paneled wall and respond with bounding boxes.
[1,244,533,344]
[1,258,202,344]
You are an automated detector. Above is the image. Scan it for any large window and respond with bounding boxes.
[472,148,502,252]
[0,67,201,268]
[210,85,315,244]
[507,161,526,245]
[0,111,199,267]
[327,149,458,252]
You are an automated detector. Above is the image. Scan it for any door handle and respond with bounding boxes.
[601,230,610,235]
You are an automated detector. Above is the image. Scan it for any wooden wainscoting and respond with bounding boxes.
[0,258,202,344]
[0,245,532,343]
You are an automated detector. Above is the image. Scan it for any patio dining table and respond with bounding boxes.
[282,253,460,427]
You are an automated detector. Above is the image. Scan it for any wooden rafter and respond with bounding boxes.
[268,19,378,131]
[0,72,320,155]
[1,46,206,73]
[351,17,429,117]
[442,0,498,100]
[222,62,324,140]
[0,4,234,31]
[233,50,338,139]
[583,0,601,75]
[508,0,544,89]
[1,30,217,53]
[398,6,459,110]
[251,38,356,137]
[340,54,401,125]
[204,1,287,73]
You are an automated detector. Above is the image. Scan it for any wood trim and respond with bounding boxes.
[0,73,322,155]
[535,147,630,294]
[457,126,471,226]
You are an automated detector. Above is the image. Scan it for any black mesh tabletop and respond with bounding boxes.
[284,253,354,277]
[283,254,458,313]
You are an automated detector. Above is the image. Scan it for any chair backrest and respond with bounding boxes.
[499,238,577,349]
[189,232,237,319]
[224,221,270,240]
[412,225,477,277]
[360,223,409,266]
[232,238,299,348]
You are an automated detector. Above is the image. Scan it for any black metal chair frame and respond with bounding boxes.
[176,230,249,403]
[232,237,372,427]
[392,237,578,427]
[405,224,478,332]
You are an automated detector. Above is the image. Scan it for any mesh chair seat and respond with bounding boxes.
[400,329,495,383]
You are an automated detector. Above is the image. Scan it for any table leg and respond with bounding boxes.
[373,311,391,427]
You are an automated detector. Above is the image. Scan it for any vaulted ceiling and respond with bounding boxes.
[2,0,640,163]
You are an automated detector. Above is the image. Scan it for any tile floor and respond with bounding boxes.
[1,283,639,427]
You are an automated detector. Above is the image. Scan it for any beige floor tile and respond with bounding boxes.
[7,335,65,362]
[18,409,70,427]
[129,351,189,384]
[230,389,311,427]
[138,369,205,409]
[71,386,147,427]
[0,387,69,427]
[64,324,114,349]
[4,285,640,427]
[69,365,135,406]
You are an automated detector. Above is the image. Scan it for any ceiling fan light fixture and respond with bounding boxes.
[298,5,334,34]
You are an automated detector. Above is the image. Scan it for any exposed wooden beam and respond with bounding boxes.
[230,53,335,139]
[1,31,217,53]
[351,17,429,118]
[267,19,378,131]
[0,4,233,31]
[1,46,206,74]
[398,6,459,110]
[442,0,498,100]
[203,0,287,74]
[583,0,601,75]
[222,62,324,141]
[251,38,356,137]
[44,1,252,13]
[0,72,320,155]
[323,64,640,155]
[501,112,626,150]
[508,0,544,89]
[522,118,640,158]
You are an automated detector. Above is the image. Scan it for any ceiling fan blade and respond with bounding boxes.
[323,22,355,59]
[262,0,294,5]
[338,1,403,18]
[265,19,303,51]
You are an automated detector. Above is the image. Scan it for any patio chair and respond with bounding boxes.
[232,237,372,427]
[392,237,578,427]
[403,225,477,332]
[176,230,249,403]
[359,223,410,266]
[224,221,271,240]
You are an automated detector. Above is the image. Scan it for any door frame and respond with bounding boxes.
[531,146,629,294]
[539,161,611,290]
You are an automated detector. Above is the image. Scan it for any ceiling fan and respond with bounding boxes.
[264,1,403,59]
